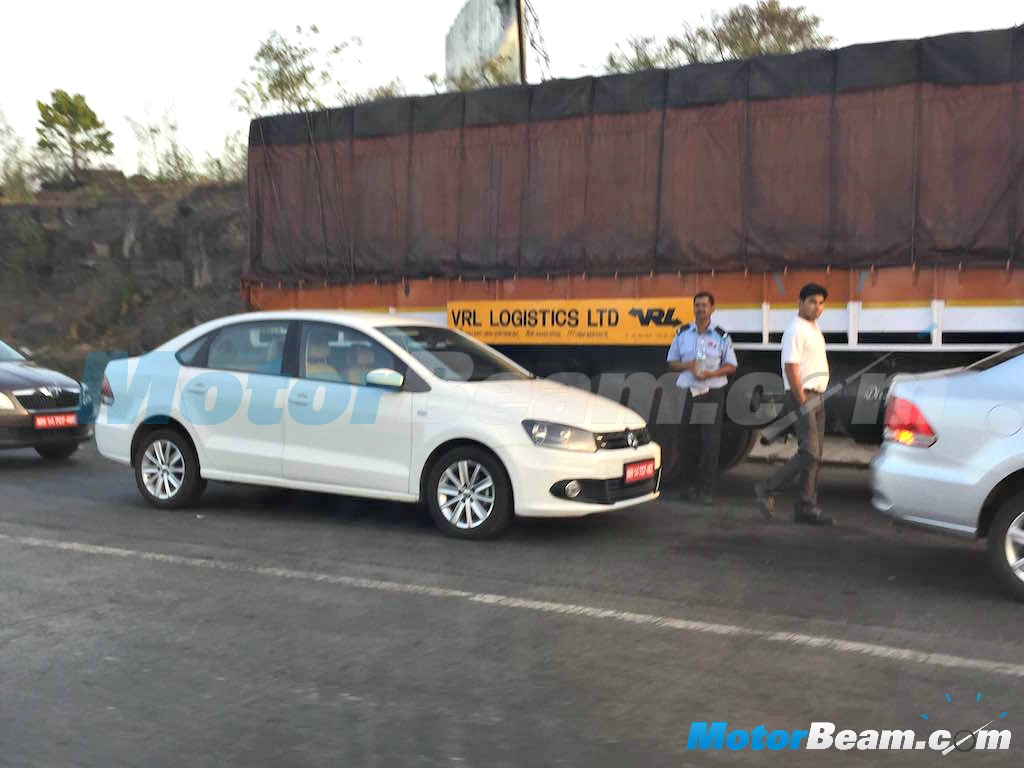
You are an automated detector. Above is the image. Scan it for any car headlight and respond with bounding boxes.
[522,420,597,452]
[0,392,15,410]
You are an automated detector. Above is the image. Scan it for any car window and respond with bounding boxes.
[379,326,532,382]
[0,339,25,362]
[206,322,289,375]
[176,335,210,367]
[300,323,400,386]
[967,343,1024,372]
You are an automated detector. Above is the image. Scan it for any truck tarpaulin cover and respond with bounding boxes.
[247,26,1024,284]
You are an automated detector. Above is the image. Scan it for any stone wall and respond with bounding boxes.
[0,183,248,372]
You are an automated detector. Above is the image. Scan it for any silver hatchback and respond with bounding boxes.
[871,344,1024,601]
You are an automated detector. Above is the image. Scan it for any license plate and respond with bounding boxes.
[624,459,656,484]
[34,412,78,430]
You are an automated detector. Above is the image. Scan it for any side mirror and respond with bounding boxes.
[365,368,404,389]
[19,346,32,359]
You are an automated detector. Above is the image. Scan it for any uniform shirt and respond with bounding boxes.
[780,315,829,392]
[666,322,738,394]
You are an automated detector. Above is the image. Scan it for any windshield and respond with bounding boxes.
[967,343,1024,371]
[380,326,532,382]
[0,340,25,362]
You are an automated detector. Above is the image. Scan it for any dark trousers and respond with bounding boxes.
[678,387,726,495]
[765,390,826,510]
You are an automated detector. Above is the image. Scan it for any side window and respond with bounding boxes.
[176,335,209,367]
[206,322,289,375]
[300,323,400,386]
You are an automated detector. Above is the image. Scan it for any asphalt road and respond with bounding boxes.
[0,444,1020,767]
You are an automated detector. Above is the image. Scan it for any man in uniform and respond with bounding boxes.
[667,292,738,505]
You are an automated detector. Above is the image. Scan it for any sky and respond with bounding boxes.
[2,0,1022,174]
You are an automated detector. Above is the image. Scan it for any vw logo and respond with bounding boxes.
[626,430,639,449]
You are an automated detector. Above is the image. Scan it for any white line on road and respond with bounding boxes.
[3,532,1023,679]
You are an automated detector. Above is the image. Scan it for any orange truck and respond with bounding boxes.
[242,25,1024,478]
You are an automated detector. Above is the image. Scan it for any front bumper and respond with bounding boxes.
[500,440,662,518]
[0,417,94,450]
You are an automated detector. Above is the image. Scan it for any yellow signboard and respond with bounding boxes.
[447,298,695,346]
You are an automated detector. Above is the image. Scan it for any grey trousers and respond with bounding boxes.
[765,391,827,510]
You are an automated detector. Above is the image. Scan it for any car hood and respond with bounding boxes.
[0,361,79,391]
[447,377,647,431]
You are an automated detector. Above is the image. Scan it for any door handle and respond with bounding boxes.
[289,393,311,406]
[186,383,208,395]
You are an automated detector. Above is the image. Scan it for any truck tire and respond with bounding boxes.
[718,425,758,471]
[651,423,756,482]
[986,491,1024,602]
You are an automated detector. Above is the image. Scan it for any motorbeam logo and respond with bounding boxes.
[687,694,1011,754]
[686,722,1011,753]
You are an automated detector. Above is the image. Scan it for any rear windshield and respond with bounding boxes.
[967,343,1024,372]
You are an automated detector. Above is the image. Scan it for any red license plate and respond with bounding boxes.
[624,459,656,484]
[34,412,78,430]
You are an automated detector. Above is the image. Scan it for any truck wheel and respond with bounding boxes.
[425,447,513,539]
[718,426,758,471]
[648,424,681,484]
[35,442,79,461]
[986,491,1024,602]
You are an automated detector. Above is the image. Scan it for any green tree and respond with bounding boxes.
[35,90,114,171]
[236,26,361,115]
[344,78,405,105]
[605,0,833,73]
[604,37,688,74]
[127,111,196,182]
[0,109,32,202]
[426,54,519,93]
[202,132,248,183]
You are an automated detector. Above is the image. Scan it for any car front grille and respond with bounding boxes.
[595,427,651,450]
[14,389,80,411]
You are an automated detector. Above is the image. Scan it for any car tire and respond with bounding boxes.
[425,446,513,540]
[986,490,1024,602]
[133,428,204,510]
[35,442,78,461]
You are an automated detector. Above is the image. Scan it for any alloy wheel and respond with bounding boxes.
[436,459,496,530]
[141,439,186,501]
[1004,510,1024,584]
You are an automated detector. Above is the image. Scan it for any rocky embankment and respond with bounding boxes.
[0,182,248,376]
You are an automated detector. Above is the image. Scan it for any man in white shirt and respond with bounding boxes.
[755,283,833,525]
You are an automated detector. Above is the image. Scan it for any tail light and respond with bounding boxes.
[884,396,936,448]
[101,375,114,405]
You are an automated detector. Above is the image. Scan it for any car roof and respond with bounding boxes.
[155,310,446,352]
[246,309,444,329]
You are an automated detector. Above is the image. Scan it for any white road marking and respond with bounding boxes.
[3,532,1023,679]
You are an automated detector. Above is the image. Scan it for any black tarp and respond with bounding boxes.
[247,25,1024,282]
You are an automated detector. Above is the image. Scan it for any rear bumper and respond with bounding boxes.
[870,443,982,536]
[94,407,134,465]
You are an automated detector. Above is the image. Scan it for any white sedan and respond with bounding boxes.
[95,311,661,538]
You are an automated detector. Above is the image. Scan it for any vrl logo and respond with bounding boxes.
[629,308,683,327]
